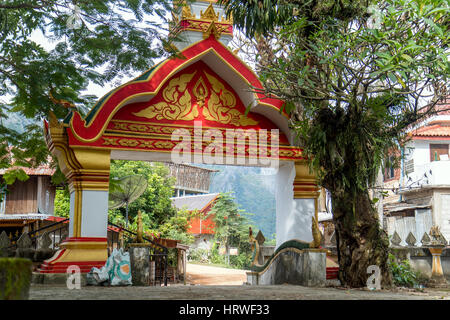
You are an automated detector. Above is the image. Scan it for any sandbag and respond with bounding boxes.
[110,248,132,286]
[86,248,132,286]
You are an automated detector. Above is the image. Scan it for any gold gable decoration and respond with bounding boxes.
[203,72,258,126]
[133,70,258,127]
[202,21,224,40]
[132,72,198,121]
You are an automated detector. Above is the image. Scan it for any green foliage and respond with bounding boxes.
[207,192,250,248]
[225,0,449,196]
[0,258,32,300]
[219,0,368,37]
[109,160,177,228]
[187,243,251,270]
[388,253,421,288]
[153,207,195,244]
[206,192,253,268]
[0,0,172,178]
[206,165,276,241]
[54,188,70,218]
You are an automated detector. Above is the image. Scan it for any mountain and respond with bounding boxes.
[201,164,277,240]
[1,112,37,133]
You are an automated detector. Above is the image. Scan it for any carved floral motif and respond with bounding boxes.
[132,70,258,127]
[132,72,198,121]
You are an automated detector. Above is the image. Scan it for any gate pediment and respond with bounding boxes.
[47,35,303,162]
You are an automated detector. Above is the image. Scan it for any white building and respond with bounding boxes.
[384,98,450,245]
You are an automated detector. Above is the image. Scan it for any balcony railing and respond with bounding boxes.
[402,160,450,189]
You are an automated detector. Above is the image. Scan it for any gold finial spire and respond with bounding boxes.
[200,3,219,21]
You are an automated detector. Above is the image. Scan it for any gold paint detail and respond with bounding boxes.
[132,70,258,127]
[132,72,198,121]
[202,21,224,40]
[69,45,287,144]
[47,246,108,264]
[293,160,319,198]
[193,76,209,107]
[181,1,195,19]
[60,241,108,250]
[204,72,258,126]
[200,3,219,21]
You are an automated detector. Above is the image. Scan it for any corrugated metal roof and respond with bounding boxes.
[0,164,55,176]
[384,201,431,213]
[0,213,49,220]
[171,193,219,212]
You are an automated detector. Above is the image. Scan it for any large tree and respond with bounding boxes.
[221,0,449,287]
[0,0,172,183]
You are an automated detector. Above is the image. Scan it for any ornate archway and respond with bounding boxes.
[42,1,319,273]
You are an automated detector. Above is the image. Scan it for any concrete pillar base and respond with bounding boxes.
[36,237,107,273]
[128,244,151,286]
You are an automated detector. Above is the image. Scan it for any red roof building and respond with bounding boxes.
[171,193,219,235]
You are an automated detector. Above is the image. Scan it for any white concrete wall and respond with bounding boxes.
[436,193,450,242]
[80,190,109,238]
[275,162,314,248]
[413,140,431,168]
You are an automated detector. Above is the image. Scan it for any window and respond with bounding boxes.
[430,144,449,162]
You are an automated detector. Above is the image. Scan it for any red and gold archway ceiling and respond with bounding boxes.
[46,35,304,162]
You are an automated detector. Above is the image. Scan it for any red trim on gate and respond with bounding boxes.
[37,260,106,274]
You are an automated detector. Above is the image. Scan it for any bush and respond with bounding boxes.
[0,258,32,300]
[187,248,210,263]
[388,253,424,288]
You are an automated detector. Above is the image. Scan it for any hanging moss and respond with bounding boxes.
[0,258,32,300]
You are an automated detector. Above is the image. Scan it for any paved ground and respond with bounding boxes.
[29,283,450,300]
[29,263,450,300]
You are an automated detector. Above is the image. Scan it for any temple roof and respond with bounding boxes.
[63,35,290,144]
[171,193,219,212]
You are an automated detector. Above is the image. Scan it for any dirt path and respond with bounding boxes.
[186,263,248,285]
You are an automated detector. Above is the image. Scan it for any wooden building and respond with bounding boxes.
[0,164,56,235]
[166,163,217,197]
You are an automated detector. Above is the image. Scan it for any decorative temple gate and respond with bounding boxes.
[41,0,320,273]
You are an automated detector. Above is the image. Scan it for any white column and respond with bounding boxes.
[275,161,319,248]
[80,190,109,238]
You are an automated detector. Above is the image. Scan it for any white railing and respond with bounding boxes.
[403,160,450,188]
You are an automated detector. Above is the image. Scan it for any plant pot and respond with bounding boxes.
[0,258,33,300]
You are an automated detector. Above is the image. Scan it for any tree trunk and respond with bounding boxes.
[332,190,392,288]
